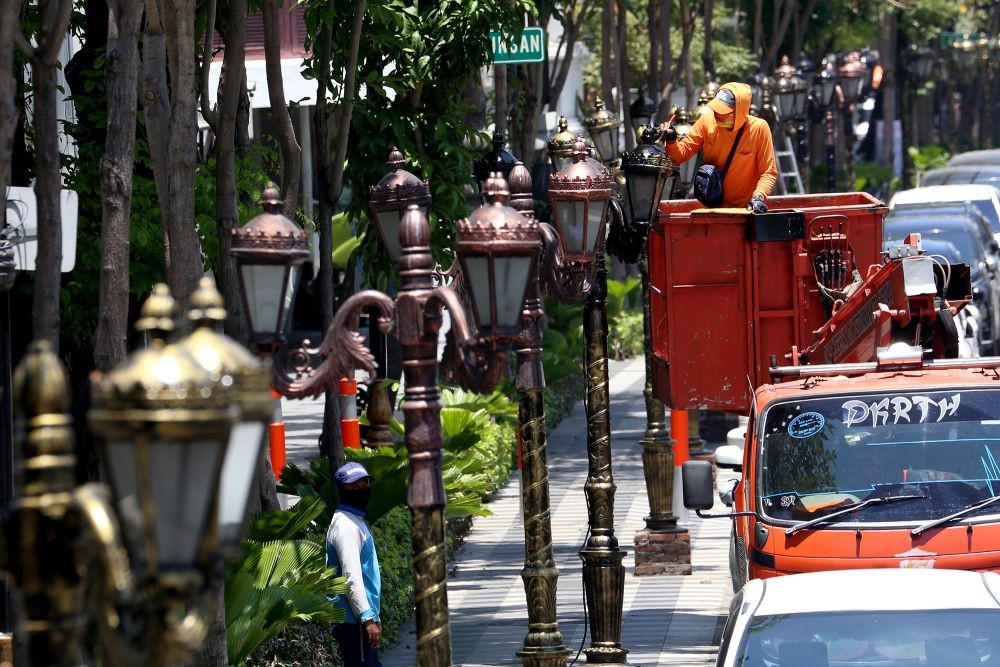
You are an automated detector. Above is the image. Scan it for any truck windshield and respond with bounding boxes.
[759,388,1000,524]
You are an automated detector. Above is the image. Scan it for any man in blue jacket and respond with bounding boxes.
[327,462,382,666]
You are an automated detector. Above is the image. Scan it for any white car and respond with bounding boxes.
[889,184,1000,244]
[715,568,1000,667]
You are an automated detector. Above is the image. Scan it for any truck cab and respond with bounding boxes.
[698,359,1000,590]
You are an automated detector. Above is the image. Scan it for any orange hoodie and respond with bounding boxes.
[666,82,778,208]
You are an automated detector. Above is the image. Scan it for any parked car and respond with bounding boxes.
[921,165,1000,189]
[948,148,1000,167]
[884,211,1000,353]
[715,569,1000,667]
[889,184,1000,242]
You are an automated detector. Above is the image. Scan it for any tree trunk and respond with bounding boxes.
[601,0,615,107]
[616,0,632,149]
[656,0,674,120]
[701,0,715,80]
[763,1,794,73]
[30,0,73,353]
[547,2,593,112]
[95,0,142,372]
[0,0,24,197]
[791,0,819,65]
[213,0,249,342]
[879,10,898,172]
[161,0,203,309]
[141,0,174,263]
[646,0,659,105]
[262,0,301,216]
[752,0,762,65]
[495,64,507,132]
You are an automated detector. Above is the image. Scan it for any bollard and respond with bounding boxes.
[269,389,286,481]
[339,377,361,449]
[671,408,690,522]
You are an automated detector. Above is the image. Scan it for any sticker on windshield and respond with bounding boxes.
[842,394,961,427]
[788,411,825,438]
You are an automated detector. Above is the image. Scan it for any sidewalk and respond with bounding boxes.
[283,358,736,666]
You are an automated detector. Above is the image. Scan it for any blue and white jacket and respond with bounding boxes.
[326,504,381,624]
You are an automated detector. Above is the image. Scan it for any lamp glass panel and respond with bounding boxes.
[592,131,614,163]
[375,209,402,263]
[793,87,808,116]
[776,92,793,120]
[149,438,224,569]
[751,85,762,110]
[631,115,650,131]
[554,200,586,253]
[491,255,534,329]
[551,155,571,173]
[817,79,836,106]
[241,264,288,336]
[627,172,659,223]
[105,440,145,562]
[586,199,608,254]
[462,255,493,327]
[218,422,266,550]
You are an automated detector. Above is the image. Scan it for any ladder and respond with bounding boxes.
[774,133,804,194]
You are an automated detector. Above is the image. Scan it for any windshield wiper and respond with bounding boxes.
[911,494,1000,537]
[786,494,926,536]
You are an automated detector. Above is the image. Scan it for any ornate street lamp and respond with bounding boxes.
[629,87,658,133]
[813,61,839,191]
[473,130,518,199]
[695,80,720,120]
[0,281,270,666]
[230,183,310,351]
[548,137,612,266]
[506,162,573,667]
[368,148,432,265]
[178,277,275,554]
[545,138,630,664]
[669,109,697,198]
[234,166,539,666]
[585,96,623,165]
[620,128,685,540]
[838,52,867,188]
[548,116,578,174]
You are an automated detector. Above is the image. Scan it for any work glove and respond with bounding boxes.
[657,122,677,143]
[749,195,768,214]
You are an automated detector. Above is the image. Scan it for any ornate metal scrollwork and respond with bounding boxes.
[538,221,597,302]
[277,290,397,399]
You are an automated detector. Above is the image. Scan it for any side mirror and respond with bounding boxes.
[682,460,715,510]
[714,444,744,472]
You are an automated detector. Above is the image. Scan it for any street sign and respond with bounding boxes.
[4,186,78,272]
[938,31,989,49]
[490,27,545,65]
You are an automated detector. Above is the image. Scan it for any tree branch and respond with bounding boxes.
[198,0,218,131]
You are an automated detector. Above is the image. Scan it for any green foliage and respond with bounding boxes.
[300,0,536,284]
[226,498,347,666]
[909,145,950,182]
[608,309,644,361]
[854,160,899,198]
[368,506,414,642]
[605,276,642,318]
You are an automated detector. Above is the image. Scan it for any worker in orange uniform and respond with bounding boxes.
[659,82,778,213]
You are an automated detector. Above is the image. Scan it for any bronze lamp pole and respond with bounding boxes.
[544,137,627,665]
[620,127,686,536]
[232,162,540,667]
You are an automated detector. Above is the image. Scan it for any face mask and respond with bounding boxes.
[717,115,735,130]
[340,486,372,512]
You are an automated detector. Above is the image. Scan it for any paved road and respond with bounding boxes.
[282,358,736,666]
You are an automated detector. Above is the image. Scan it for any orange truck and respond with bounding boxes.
[648,193,1000,589]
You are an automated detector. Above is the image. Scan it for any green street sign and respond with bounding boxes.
[490,27,545,65]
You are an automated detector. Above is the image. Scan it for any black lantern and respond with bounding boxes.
[230,184,310,349]
[629,87,658,132]
[548,137,613,262]
[584,97,622,165]
[774,75,797,122]
[621,126,675,225]
[473,130,518,196]
[368,147,432,265]
[456,173,540,339]
[838,53,866,106]
[813,65,838,108]
[672,109,697,189]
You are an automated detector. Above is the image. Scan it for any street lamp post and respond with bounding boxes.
[546,137,627,665]
[838,52,866,189]
[507,161,573,667]
[1,281,270,666]
[234,157,539,666]
[585,97,623,167]
[620,128,688,549]
[812,60,839,191]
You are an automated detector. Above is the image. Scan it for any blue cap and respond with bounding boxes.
[335,461,374,484]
